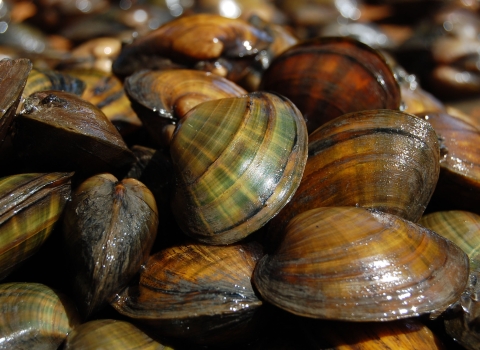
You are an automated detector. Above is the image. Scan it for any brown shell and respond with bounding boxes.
[260,37,401,133]
[13,90,135,175]
[268,109,439,243]
[112,241,264,346]
[255,207,469,321]
[112,14,272,78]
[124,69,247,146]
[419,111,480,214]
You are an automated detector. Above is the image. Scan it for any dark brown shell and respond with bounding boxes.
[13,90,135,176]
[260,37,401,133]
[0,58,31,157]
[255,207,469,321]
[63,173,158,319]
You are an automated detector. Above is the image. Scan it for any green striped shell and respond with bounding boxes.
[0,282,81,350]
[0,172,73,280]
[170,91,308,245]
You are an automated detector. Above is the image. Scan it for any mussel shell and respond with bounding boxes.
[0,282,81,350]
[63,173,158,318]
[420,210,480,350]
[13,90,135,176]
[0,58,31,154]
[63,319,172,350]
[0,172,73,280]
[260,37,401,133]
[254,207,469,321]
[419,111,480,214]
[112,241,264,346]
[112,14,272,78]
[170,91,308,245]
[268,109,440,242]
[125,69,247,146]
[65,68,142,136]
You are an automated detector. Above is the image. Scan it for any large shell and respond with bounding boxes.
[63,173,158,318]
[63,319,172,350]
[268,109,440,241]
[170,91,308,245]
[260,37,401,133]
[0,282,81,350]
[13,90,135,175]
[0,172,73,280]
[254,207,469,321]
[112,241,264,346]
[125,69,247,146]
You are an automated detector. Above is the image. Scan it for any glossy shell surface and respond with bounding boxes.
[255,207,469,321]
[170,91,308,244]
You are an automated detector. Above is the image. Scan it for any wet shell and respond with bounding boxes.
[419,111,480,214]
[63,173,158,318]
[260,37,401,133]
[13,90,135,175]
[170,91,308,245]
[0,282,81,350]
[112,241,264,346]
[0,172,73,280]
[420,210,480,350]
[112,13,272,78]
[0,58,31,155]
[268,109,440,241]
[254,207,469,321]
[125,69,247,146]
[63,319,172,350]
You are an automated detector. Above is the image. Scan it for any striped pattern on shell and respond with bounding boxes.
[170,91,308,244]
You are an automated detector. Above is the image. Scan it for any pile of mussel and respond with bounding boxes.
[1,0,480,349]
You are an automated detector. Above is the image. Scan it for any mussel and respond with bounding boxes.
[170,91,308,245]
[260,37,401,133]
[0,172,73,280]
[63,173,158,319]
[268,109,440,242]
[0,282,80,350]
[112,241,264,346]
[255,207,469,321]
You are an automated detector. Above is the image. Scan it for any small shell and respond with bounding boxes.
[0,172,73,280]
[63,319,172,350]
[254,207,469,321]
[170,91,308,244]
[63,173,158,318]
[0,282,81,350]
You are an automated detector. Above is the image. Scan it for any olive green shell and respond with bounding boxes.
[170,91,308,245]
[0,172,72,280]
[0,282,81,350]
